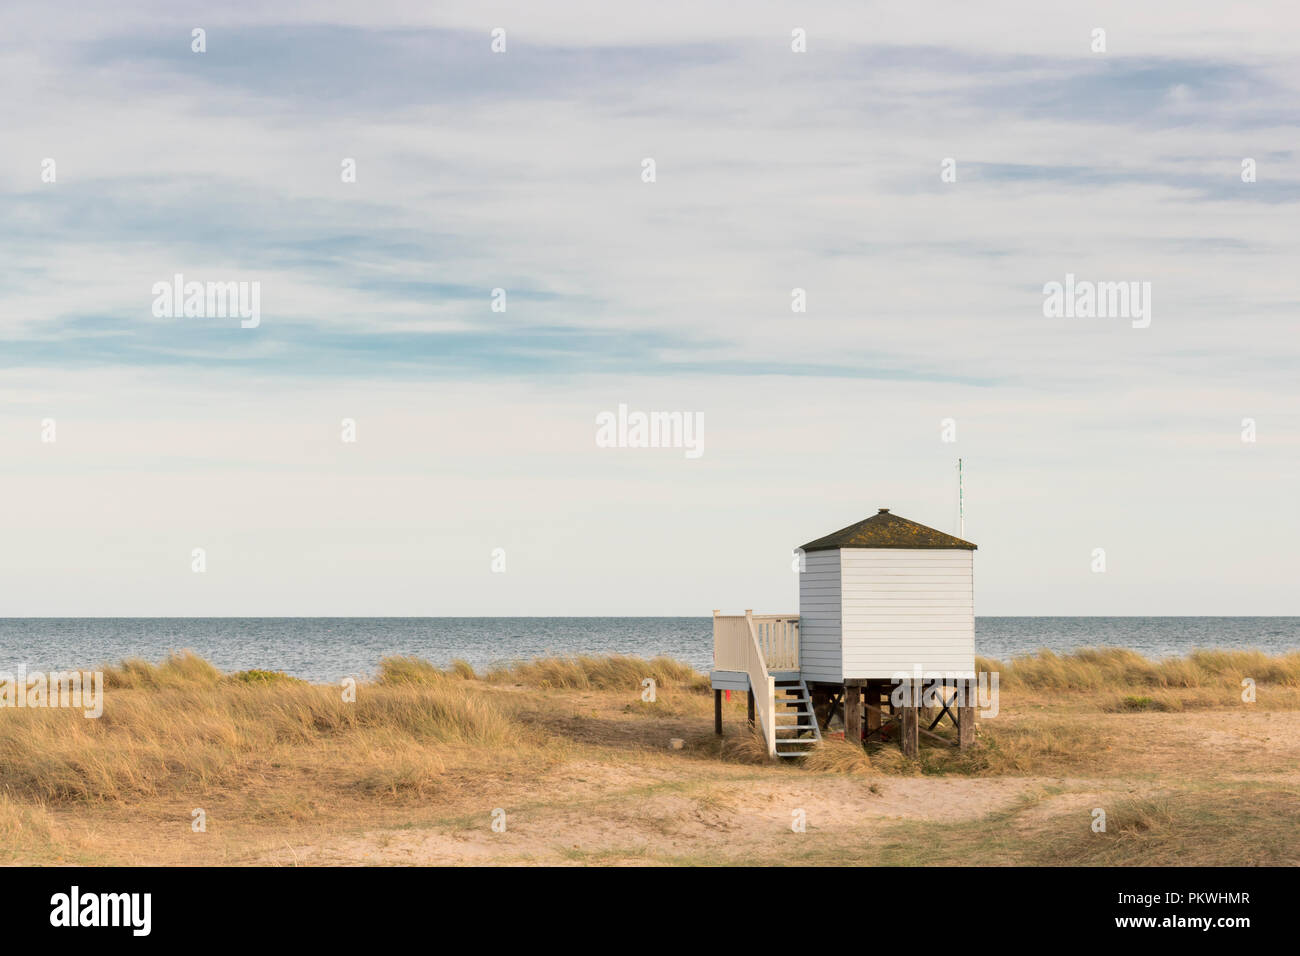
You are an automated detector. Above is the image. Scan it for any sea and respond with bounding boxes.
[1,617,1297,684]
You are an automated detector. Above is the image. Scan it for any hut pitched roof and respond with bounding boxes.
[799,508,977,552]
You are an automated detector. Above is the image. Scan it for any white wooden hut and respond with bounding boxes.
[711,508,977,758]
[798,507,976,683]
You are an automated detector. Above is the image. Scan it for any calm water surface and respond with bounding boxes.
[0,617,1296,684]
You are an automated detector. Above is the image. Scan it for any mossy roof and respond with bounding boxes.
[799,509,977,552]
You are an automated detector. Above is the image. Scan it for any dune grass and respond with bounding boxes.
[917,717,1114,775]
[228,669,305,685]
[0,792,53,843]
[0,657,534,805]
[448,659,477,680]
[0,650,710,812]
[2,648,1297,865]
[376,653,705,691]
[977,647,1300,691]
[376,655,446,686]
[6,647,1292,808]
[101,651,222,689]
[486,654,708,691]
[801,737,876,775]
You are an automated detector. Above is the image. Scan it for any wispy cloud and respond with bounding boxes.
[1,2,1297,613]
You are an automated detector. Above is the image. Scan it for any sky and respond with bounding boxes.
[1,1,1297,616]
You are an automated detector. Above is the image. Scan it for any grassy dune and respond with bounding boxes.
[980,646,1300,690]
[1,653,540,806]
[2,648,1298,865]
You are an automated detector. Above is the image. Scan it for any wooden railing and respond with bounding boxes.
[744,616,777,758]
[714,610,800,672]
[712,610,800,759]
[750,614,800,671]
[712,611,752,671]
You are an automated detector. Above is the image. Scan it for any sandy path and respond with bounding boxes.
[255,768,1043,865]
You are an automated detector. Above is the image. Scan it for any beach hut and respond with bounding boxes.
[712,508,977,757]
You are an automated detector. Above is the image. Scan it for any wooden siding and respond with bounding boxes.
[798,549,842,682]
[839,549,974,678]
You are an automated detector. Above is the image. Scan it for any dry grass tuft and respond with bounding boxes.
[865,744,921,775]
[448,659,477,680]
[803,737,875,775]
[377,655,446,686]
[102,651,221,689]
[922,719,1114,776]
[714,728,777,765]
[487,654,708,692]
[0,791,53,844]
[1104,688,1220,712]
[228,669,304,685]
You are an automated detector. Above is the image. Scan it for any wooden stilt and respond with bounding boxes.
[714,689,723,736]
[811,688,831,730]
[865,679,882,738]
[844,680,863,744]
[958,677,975,750]
[862,700,952,745]
[901,680,920,757]
[747,690,755,726]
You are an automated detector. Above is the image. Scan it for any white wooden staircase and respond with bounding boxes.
[771,677,821,757]
[712,610,820,758]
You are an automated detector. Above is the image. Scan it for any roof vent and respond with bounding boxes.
[877,507,890,513]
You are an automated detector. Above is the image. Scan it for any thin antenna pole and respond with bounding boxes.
[958,458,964,537]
